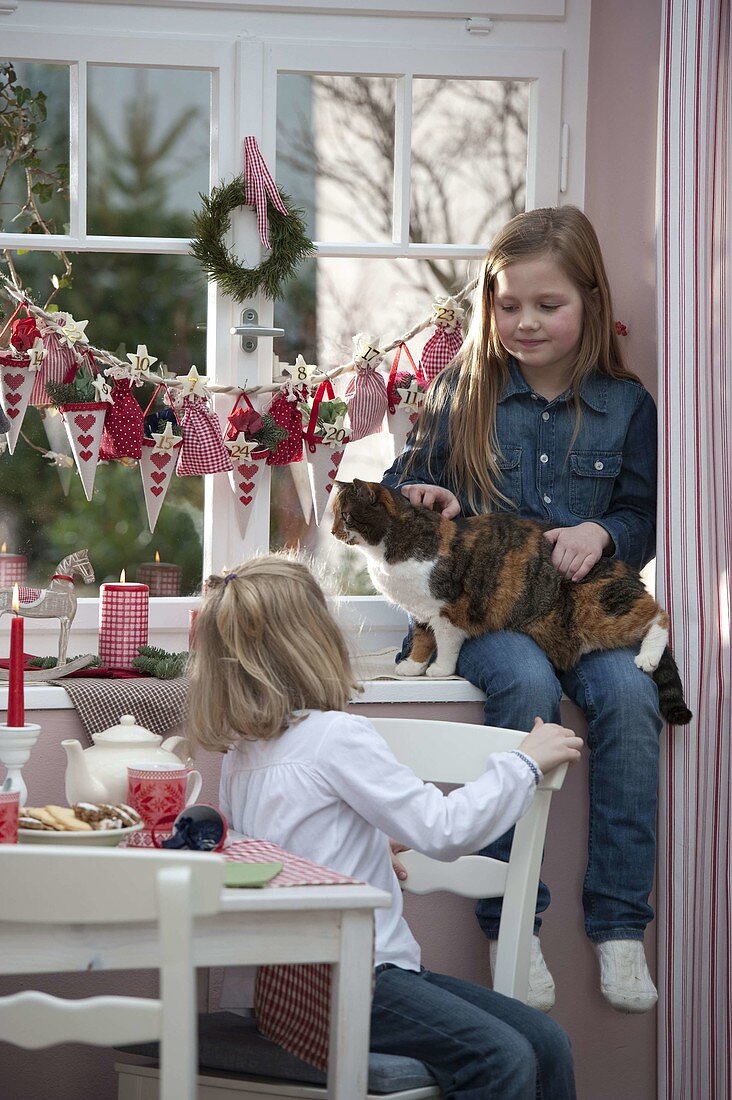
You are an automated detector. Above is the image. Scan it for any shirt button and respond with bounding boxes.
[531,393,538,401]
[542,411,550,421]
[594,460,604,470]
[543,494,552,504]
[540,454,548,464]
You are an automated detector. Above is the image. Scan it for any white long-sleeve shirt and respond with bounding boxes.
[219,710,538,970]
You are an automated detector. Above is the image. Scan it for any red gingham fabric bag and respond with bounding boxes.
[345,361,388,441]
[99,378,144,461]
[176,396,232,476]
[265,385,306,466]
[419,325,464,385]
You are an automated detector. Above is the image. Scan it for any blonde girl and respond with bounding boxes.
[188,556,580,1100]
[383,205,661,1014]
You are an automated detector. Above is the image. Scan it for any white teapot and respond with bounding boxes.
[62,714,191,805]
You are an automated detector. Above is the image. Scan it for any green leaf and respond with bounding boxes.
[46,304,59,313]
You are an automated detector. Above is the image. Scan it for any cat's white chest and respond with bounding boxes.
[365,552,443,621]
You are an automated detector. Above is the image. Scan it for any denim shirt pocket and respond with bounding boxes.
[496,445,522,507]
[569,451,622,518]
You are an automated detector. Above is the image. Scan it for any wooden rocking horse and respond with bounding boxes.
[0,549,97,679]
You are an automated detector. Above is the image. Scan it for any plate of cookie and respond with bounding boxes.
[18,803,144,845]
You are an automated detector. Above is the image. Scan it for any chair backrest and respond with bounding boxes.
[0,847,225,1100]
[369,717,567,1004]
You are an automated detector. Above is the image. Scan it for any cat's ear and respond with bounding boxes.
[353,478,377,505]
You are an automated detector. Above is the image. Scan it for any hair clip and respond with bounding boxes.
[223,571,238,586]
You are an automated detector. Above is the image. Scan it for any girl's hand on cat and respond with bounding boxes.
[400,484,461,519]
[543,522,613,581]
[519,716,583,775]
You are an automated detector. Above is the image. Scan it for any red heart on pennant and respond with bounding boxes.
[326,484,333,494]
[77,433,93,447]
[4,373,24,391]
[238,463,258,478]
[74,414,96,430]
[150,486,164,497]
[409,412,418,425]
[6,393,21,406]
[328,468,338,480]
[239,495,253,506]
[6,408,19,419]
[150,452,171,470]
[150,471,166,485]
[237,480,255,494]
[79,449,93,462]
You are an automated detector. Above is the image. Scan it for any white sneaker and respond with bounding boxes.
[489,934,556,1013]
[596,940,658,1013]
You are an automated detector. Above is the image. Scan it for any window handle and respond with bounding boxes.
[230,309,284,353]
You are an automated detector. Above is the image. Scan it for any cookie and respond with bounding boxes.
[100,803,141,827]
[19,813,55,831]
[45,805,93,832]
[23,807,65,830]
[73,802,142,830]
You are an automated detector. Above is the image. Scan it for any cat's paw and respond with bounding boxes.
[426,663,457,679]
[634,652,660,673]
[394,658,428,678]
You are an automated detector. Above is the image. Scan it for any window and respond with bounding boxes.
[1,6,588,630]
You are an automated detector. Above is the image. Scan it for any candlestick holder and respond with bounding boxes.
[0,723,42,806]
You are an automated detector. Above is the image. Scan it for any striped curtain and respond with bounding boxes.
[656,2,731,1098]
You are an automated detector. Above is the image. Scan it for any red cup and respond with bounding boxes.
[0,790,20,844]
[151,804,228,852]
[127,762,203,828]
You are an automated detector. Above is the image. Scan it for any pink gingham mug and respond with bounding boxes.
[0,790,20,844]
[127,762,202,828]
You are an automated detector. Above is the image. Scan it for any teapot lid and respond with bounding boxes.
[93,714,161,744]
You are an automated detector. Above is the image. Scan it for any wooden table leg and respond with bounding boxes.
[327,909,374,1100]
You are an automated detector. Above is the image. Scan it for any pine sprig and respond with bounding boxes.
[249,412,288,453]
[133,644,187,679]
[190,176,315,302]
[28,655,102,668]
[45,367,97,406]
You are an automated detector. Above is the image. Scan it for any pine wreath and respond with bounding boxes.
[190,176,315,302]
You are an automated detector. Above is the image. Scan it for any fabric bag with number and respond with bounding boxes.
[265,384,306,466]
[99,377,145,461]
[419,299,465,385]
[386,342,425,457]
[345,360,388,441]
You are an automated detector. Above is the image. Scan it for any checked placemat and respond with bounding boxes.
[52,675,189,744]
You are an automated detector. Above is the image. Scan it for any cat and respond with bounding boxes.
[332,479,692,725]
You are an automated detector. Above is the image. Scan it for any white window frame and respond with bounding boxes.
[0,4,589,662]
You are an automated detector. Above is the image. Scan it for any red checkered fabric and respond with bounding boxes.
[419,325,464,385]
[98,583,149,670]
[244,136,288,250]
[346,363,388,441]
[31,327,78,406]
[99,378,144,461]
[0,557,28,587]
[176,397,232,476]
[224,839,361,885]
[255,963,332,1071]
[17,586,42,605]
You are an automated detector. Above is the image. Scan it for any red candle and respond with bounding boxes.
[7,585,24,727]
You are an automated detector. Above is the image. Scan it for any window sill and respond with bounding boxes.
[3,677,484,713]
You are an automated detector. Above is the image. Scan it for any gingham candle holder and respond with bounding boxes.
[136,560,181,597]
[98,580,149,670]
[0,550,27,588]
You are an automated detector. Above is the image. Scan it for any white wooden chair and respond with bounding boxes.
[116,717,567,1100]
[0,846,225,1100]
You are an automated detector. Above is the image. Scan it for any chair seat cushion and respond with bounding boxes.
[119,1011,437,1094]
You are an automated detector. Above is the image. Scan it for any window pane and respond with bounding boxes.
[277,74,395,243]
[411,78,529,245]
[0,61,70,236]
[1,250,207,596]
[87,66,211,238]
[271,255,474,593]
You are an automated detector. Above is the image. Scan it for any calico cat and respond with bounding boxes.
[332,479,692,725]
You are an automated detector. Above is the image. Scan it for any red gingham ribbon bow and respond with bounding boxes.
[244,136,288,249]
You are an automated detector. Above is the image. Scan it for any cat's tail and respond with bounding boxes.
[652,647,693,725]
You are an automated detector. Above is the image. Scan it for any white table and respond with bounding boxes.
[0,880,391,1100]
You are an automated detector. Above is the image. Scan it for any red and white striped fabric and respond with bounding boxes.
[656,3,731,1098]
[345,362,388,441]
[31,322,78,406]
[244,136,288,250]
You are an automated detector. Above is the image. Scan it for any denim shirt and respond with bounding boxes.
[382,358,657,570]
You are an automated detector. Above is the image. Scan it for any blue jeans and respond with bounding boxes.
[454,631,662,943]
[371,965,576,1099]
